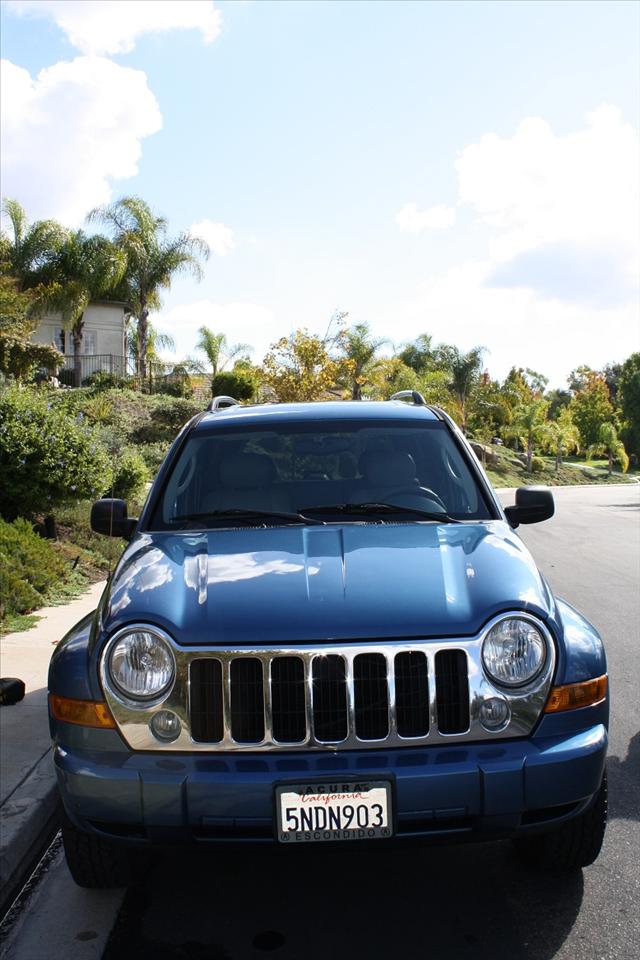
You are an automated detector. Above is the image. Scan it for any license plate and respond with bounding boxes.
[275,781,393,843]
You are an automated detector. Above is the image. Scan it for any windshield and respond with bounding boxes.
[149,419,493,529]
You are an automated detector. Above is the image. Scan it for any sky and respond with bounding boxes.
[1,0,639,387]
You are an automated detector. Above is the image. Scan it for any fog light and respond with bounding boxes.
[150,710,181,742]
[479,697,510,731]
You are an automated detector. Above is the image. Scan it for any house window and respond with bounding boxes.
[54,328,65,353]
[83,331,97,355]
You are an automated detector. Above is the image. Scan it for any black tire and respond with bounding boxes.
[61,809,138,888]
[513,772,608,873]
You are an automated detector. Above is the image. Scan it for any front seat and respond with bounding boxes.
[201,453,291,513]
[357,450,419,502]
[357,450,445,511]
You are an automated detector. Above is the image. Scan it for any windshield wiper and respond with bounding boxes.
[170,508,325,527]
[298,502,462,523]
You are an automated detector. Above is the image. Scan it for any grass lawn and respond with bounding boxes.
[483,446,637,488]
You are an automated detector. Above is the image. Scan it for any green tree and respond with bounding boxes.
[88,197,209,378]
[0,198,65,291]
[588,422,629,476]
[570,371,614,449]
[398,334,435,374]
[446,346,485,433]
[195,327,252,379]
[127,322,175,370]
[506,398,549,472]
[618,353,640,458]
[42,230,127,385]
[262,330,351,402]
[545,409,580,472]
[340,323,388,400]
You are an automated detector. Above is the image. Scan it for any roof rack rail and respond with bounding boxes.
[389,390,427,406]
[209,395,240,412]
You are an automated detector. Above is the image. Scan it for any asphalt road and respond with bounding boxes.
[4,484,639,960]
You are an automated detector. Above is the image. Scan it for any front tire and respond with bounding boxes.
[61,809,139,888]
[513,773,607,873]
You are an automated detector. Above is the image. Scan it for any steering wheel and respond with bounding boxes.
[381,485,448,511]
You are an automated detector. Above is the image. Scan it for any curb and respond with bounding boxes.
[0,751,60,918]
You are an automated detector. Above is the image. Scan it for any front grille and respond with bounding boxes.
[435,649,470,734]
[189,645,470,748]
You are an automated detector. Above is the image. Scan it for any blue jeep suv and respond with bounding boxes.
[48,394,609,886]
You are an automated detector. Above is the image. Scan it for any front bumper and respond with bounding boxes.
[53,711,607,845]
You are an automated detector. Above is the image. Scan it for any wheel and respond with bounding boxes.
[61,808,140,888]
[513,773,607,873]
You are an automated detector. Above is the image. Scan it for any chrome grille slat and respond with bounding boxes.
[101,614,557,753]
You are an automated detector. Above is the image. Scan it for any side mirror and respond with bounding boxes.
[504,486,554,528]
[90,499,137,539]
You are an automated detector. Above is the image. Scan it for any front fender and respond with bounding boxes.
[48,611,102,704]
[555,598,607,685]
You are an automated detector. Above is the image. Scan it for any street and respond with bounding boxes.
[2,485,639,960]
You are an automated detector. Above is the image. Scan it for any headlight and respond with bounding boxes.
[108,629,175,701]
[482,617,547,687]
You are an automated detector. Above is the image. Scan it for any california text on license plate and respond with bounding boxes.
[275,781,393,844]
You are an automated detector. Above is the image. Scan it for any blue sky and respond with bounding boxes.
[1,0,639,386]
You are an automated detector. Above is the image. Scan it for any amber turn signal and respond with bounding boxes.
[49,694,116,728]
[544,675,608,713]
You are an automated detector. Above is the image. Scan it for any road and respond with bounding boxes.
[2,484,639,960]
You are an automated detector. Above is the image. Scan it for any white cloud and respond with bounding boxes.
[155,300,275,363]
[395,203,456,233]
[393,259,639,388]
[392,107,640,386]
[454,105,639,301]
[5,1,222,55]
[190,219,236,257]
[0,56,162,225]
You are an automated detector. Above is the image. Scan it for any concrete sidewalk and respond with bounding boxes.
[0,581,106,911]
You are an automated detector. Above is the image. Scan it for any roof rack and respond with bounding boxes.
[209,395,240,412]
[389,390,427,406]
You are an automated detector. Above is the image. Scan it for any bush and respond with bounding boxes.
[211,369,257,402]
[132,396,201,443]
[82,371,131,391]
[0,517,68,620]
[530,456,546,473]
[0,386,113,519]
[109,448,149,501]
[139,441,170,474]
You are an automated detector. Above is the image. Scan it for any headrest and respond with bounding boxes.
[219,453,276,489]
[360,450,417,487]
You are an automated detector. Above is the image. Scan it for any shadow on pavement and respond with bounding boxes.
[104,839,584,960]
[607,731,640,821]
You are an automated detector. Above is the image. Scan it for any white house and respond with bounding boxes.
[31,301,128,357]
[31,301,128,379]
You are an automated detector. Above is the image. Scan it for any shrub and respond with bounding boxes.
[0,386,113,519]
[109,448,149,501]
[132,396,201,443]
[0,517,68,620]
[530,456,546,473]
[211,369,257,402]
[139,441,170,474]
[82,370,131,391]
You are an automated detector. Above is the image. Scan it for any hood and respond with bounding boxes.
[101,522,554,644]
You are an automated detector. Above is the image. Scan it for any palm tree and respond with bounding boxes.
[127,321,176,371]
[88,197,209,377]
[447,346,485,433]
[195,326,252,379]
[0,198,65,292]
[41,230,126,386]
[588,422,629,476]
[341,323,389,400]
[546,411,580,472]
[506,398,549,472]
